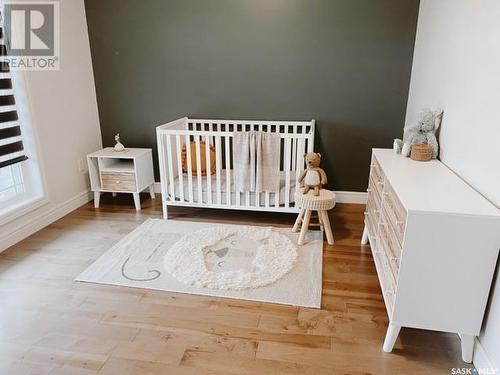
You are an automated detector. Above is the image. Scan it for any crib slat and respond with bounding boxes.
[195,135,203,204]
[215,136,222,204]
[166,135,175,198]
[275,138,281,208]
[284,138,291,208]
[225,134,231,206]
[175,135,184,201]
[185,134,194,203]
[205,135,212,205]
[156,132,168,218]
[296,138,305,194]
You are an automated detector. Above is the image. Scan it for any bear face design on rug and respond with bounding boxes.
[203,234,266,273]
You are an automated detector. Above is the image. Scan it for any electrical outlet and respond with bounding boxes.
[78,158,87,173]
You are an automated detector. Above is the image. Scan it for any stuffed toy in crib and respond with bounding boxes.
[298,152,327,196]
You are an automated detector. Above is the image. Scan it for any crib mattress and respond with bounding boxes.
[170,170,297,206]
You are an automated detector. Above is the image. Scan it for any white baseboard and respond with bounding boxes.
[334,191,368,204]
[0,190,92,253]
[474,338,499,375]
[153,183,367,204]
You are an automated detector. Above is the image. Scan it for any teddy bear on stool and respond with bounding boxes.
[298,152,327,196]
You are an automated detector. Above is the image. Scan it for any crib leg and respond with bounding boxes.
[149,184,155,199]
[292,209,304,233]
[162,201,168,220]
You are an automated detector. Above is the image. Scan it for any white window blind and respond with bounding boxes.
[0,9,27,169]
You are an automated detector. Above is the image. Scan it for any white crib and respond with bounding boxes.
[156,117,315,218]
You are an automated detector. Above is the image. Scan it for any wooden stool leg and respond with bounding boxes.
[317,210,324,231]
[292,209,305,233]
[320,210,334,245]
[298,210,312,245]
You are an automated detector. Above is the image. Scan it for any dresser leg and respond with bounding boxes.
[460,334,474,363]
[361,225,369,245]
[383,323,401,352]
[298,209,312,245]
[149,184,155,199]
[133,193,141,211]
[94,191,100,208]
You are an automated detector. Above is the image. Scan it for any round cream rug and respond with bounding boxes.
[163,225,297,290]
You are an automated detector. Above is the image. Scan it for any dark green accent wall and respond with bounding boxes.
[85,0,419,191]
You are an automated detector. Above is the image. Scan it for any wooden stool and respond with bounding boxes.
[292,189,336,245]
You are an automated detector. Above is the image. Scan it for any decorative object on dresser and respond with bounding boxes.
[409,143,433,161]
[395,109,443,158]
[361,149,500,363]
[293,189,335,246]
[156,117,315,218]
[87,147,155,211]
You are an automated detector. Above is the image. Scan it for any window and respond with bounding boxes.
[0,163,24,201]
[0,7,46,224]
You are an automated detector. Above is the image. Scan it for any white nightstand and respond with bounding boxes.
[87,147,155,210]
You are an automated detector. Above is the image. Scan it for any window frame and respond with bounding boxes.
[0,69,48,226]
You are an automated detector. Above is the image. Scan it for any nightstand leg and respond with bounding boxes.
[133,193,141,211]
[383,323,401,352]
[361,225,369,244]
[94,191,100,208]
[149,184,155,199]
[460,334,474,363]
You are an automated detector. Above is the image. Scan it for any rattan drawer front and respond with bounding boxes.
[368,175,382,211]
[380,204,402,260]
[365,189,381,240]
[382,180,406,241]
[375,249,396,294]
[365,209,379,241]
[378,215,401,282]
[377,233,398,287]
[101,172,137,192]
[371,157,385,183]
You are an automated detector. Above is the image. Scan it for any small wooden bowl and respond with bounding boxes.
[410,144,433,161]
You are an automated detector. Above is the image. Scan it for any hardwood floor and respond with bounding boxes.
[0,193,472,374]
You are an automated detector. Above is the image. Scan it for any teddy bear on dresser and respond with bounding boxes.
[397,109,443,159]
[298,152,328,196]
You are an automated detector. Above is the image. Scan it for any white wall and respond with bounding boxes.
[406,0,500,371]
[0,0,102,249]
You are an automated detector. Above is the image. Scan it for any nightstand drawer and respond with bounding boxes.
[101,172,137,192]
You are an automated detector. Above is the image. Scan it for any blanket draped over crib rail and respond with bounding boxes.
[233,131,280,193]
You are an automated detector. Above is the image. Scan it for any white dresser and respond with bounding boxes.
[362,149,500,363]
